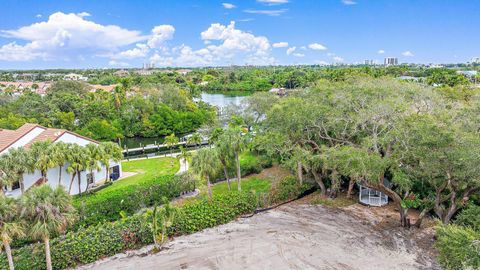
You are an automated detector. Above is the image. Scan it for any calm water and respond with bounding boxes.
[200,92,248,108]
[122,92,248,149]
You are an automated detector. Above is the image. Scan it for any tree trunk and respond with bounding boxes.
[105,162,110,183]
[297,161,303,185]
[44,237,52,270]
[77,171,82,195]
[347,178,355,198]
[235,151,241,191]
[19,174,25,194]
[58,165,63,187]
[3,239,14,270]
[223,165,231,191]
[312,170,326,196]
[68,172,76,194]
[207,175,212,199]
[369,180,408,227]
[414,207,430,228]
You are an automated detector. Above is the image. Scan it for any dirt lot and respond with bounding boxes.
[78,197,441,270]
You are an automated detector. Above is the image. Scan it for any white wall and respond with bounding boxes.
[5,132,123,197]
[1,127,45,154]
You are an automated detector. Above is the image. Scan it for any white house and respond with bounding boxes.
[0,123,122,197]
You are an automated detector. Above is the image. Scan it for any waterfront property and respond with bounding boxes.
[0,123,122,197]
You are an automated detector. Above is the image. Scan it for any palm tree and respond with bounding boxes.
[50,142,69,187]
[0,154,13,194]
[191,148,219,199]
[99,142,123,183]
[66,144,87,195]
[187,132,202,149]
[0,194,24,270]
[215,135,235,190]
[21,185,76,270]
[84,144,103,192]
[176,146,191,172]
[165,133,179,156]
[2,148,34,194]
[221,127,248,191]
[30,141,55,184]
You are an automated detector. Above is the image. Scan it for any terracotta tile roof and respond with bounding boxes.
[0,123,98,154]
[0,123,42,153]
[23,128,65,148]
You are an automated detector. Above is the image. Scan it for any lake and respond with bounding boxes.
[200,92,248,108]
[122,92,248,149]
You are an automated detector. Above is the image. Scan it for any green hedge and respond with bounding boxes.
[73,174,195,229]
[455,204,480,232]
[435,225,480,270]
[0,192,257,270]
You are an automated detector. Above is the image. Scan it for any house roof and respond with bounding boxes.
[0,123,98,154]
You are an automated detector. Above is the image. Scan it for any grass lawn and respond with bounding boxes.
[212,176,272,195]
[96,157,179,194]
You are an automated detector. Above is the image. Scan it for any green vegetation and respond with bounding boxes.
[98,157,179,192]
[72,158,188,229]
[0,81,214,140]
[212,177,271,195]
[435,225,480,270]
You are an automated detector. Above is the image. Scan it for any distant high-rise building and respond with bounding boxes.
[364,60,375,65]
[384,57,398,66]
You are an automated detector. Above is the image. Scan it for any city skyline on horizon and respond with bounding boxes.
[0,0,479,69]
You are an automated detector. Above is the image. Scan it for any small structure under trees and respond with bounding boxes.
[358,184,389,207]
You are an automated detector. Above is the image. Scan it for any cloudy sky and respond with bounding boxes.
[0,0,479,69]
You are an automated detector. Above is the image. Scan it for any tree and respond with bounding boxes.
[1,147,34,194]
[66,144,88,195]
[84,144,104,191]
[145,197,177,250]
[0,194,24,270]
[214,134,235,190]
[165,133,179,155]
[191,148,219,199]
[99,142,123,183]
[30,141,55,184]
[187,132,202,148]
[176,146,191,172]
[220,127,248,191]
[50,142,69,187]
[21,185,76,270]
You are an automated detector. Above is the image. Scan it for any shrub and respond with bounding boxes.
[435,225,480,270]
[0,192,257,270]
[269,176,312,204]
[455,204,480,231]
[240,152,272,177]
[73,174,195,229]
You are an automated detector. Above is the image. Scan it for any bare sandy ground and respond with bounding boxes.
[77,203,440,270]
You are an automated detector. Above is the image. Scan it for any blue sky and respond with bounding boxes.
[0,0,479,69]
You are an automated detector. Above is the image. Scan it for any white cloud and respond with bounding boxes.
[114,43,149,59]
[286,46,296,55]
[243,9,288,16]
[76,12,91,17]
[402,50,414,57]
[327,52,335,56]
[293,53,305,57]
[378,49,385,54]
[272,42,288,48]
[36,14,42,18]
[222,3,236,9]
[308,43,327,50]
[257,0,289,4]
[150,21,274,67]
[341,0,357,5]
[333,56,344,62]
[0,12,146,61]
[147,25,175,49]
